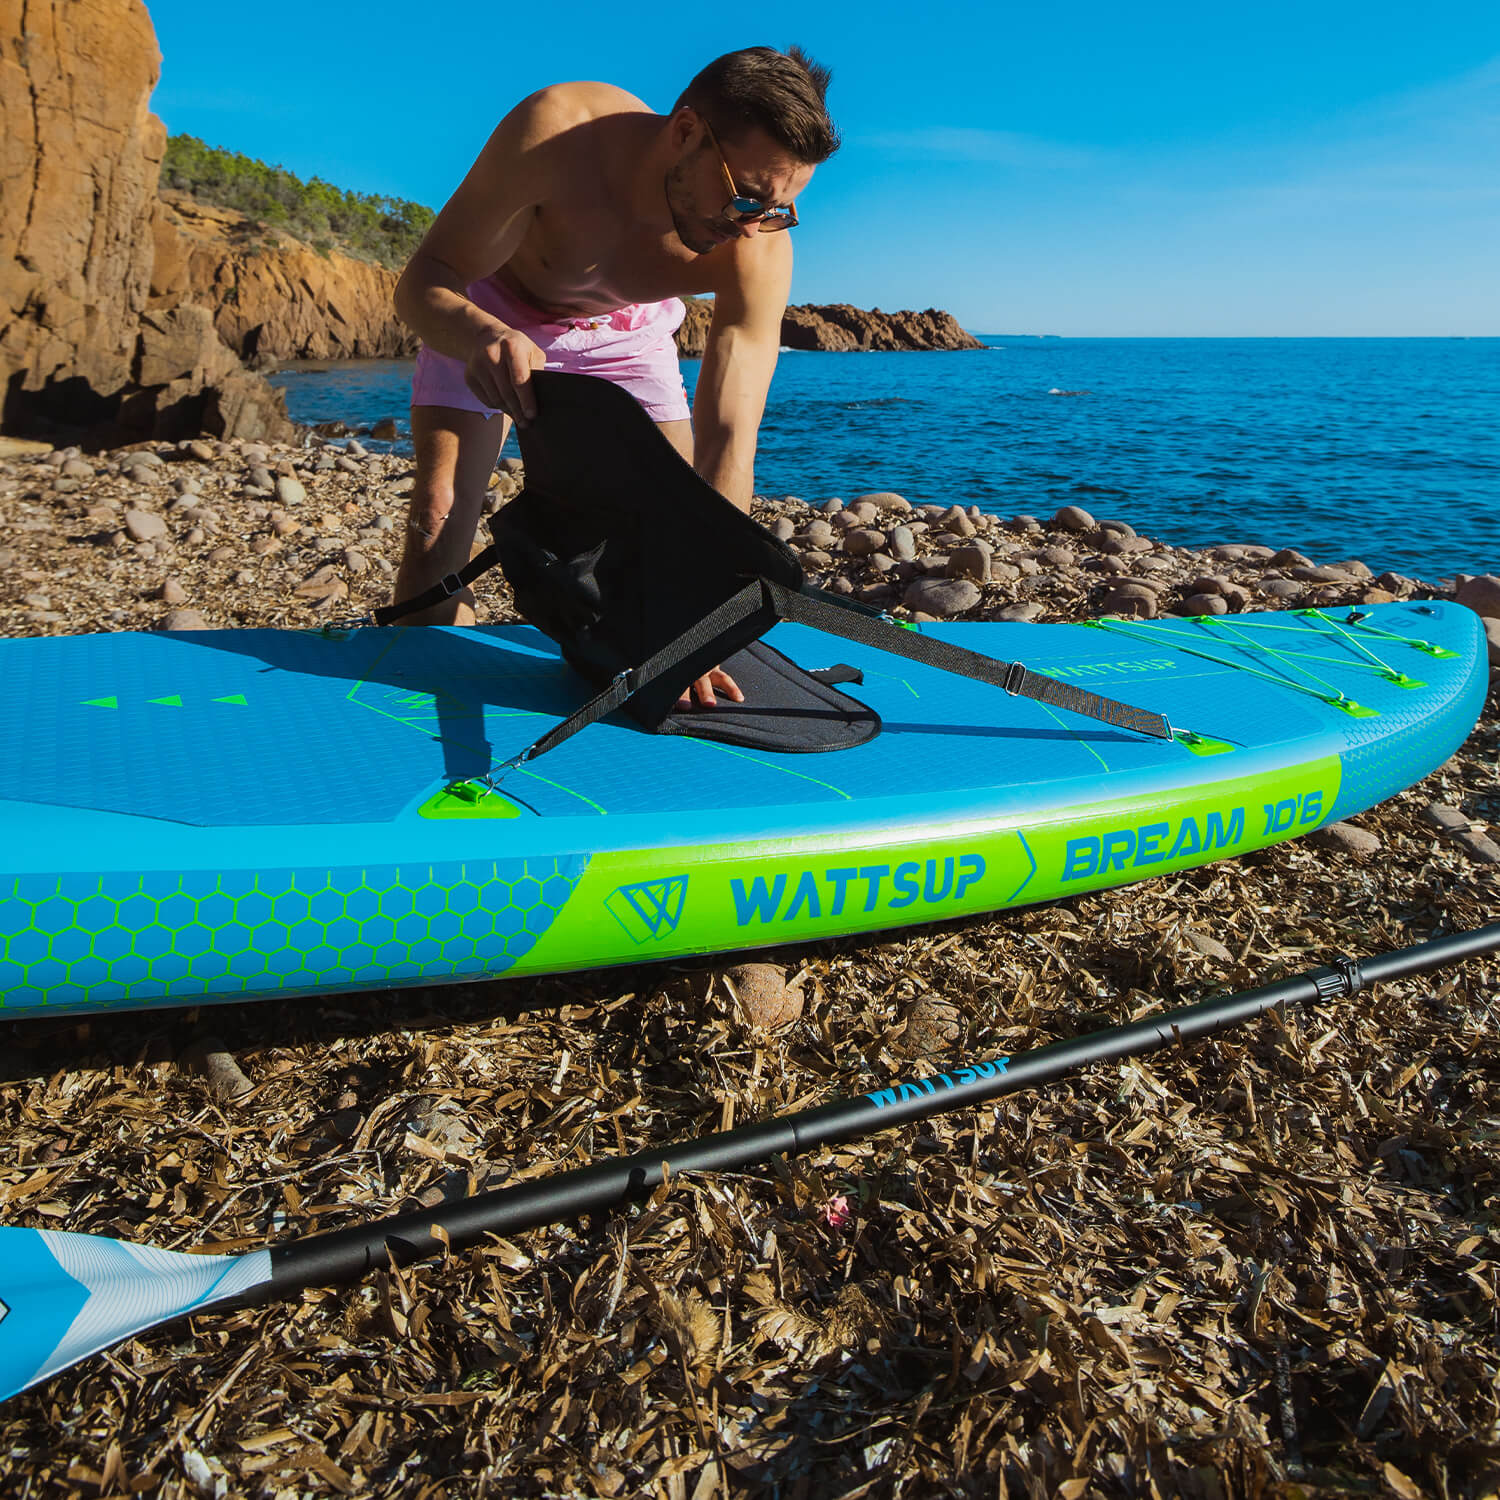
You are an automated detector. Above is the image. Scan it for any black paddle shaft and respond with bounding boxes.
[251,922,1500,1302]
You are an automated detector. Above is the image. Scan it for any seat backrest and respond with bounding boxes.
[493,371,804,726]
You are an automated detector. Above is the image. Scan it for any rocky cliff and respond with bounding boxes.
[152,191,417,363]
[673,298,983,357]
[0,0,292,446]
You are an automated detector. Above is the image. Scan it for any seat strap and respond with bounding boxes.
[370,542,507,628]
[449,576,1172,797]
[450,580,769,796]
[768,582,1173,741]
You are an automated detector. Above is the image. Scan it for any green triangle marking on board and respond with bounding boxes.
[213,694,248,706]
[149,695,184,707]
[82,697,118,709]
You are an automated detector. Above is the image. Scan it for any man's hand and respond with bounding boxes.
[465,328,546,423]
[679,667,745,710]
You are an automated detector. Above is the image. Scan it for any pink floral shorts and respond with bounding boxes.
[411,275,690,422]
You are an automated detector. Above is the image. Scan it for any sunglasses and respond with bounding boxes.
[702,119,798,233]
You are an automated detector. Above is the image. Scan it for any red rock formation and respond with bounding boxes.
[0,0,291,446]
[674,300,982,357]
[780,304,984,353]
[675,297,714,359]
[151,191,417,362]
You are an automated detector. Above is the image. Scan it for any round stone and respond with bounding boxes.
[903,577,981,617]
[1052,505,1096,532]
[275,475,308,507]
[903,993,963,1055]
[1456,575,1500,619]
[123,509,167,542]
[1260,579,1305,599]
[947,542,993,582]
[937,505,976,538]
[1098,582,1158,618]
[1175,593,1229,616]
[161,608,209,631]
[1309,822,1383,855]
[725,963,804,1030]
[855,491,911,514]
[844,528,889,558]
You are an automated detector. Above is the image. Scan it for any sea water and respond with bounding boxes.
[270,337,1499,580]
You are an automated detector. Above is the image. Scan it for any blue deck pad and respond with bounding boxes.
[0,625,576,826]
[0,605,1478,829]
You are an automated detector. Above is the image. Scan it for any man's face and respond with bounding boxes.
[665,118,815,255]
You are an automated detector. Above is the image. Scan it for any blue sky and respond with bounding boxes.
[146,1,1499,335]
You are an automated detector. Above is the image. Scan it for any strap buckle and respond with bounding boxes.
[439,572,467,598]
[485,745,536,788]
[1003,661,1028,696]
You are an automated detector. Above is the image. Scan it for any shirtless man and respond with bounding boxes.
[391,47,838,706]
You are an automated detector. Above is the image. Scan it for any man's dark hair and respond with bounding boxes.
[675,46,839,164]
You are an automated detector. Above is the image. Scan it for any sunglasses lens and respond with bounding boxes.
[727,205,793,230]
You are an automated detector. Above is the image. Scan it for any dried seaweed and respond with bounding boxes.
[1,440,1497,1497]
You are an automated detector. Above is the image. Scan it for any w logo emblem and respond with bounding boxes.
[606,875,689,943]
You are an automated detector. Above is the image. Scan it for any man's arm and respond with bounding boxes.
[393,90,563,420]
[692,232,793,511]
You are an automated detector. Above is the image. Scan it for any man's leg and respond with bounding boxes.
[656,418,693,465]
[394,405,511,626]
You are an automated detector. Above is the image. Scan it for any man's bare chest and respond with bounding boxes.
[502,200,710,315]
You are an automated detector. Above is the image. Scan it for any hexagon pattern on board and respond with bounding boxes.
[0,856,588,1011]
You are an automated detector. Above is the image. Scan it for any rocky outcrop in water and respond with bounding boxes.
[780,304,983,353]
[0,0,292,447]
[674,300,982,358]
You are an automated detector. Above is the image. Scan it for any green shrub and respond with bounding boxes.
[161,135,435,270]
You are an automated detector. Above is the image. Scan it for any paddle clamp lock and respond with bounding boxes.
[1312,955,1365,1002]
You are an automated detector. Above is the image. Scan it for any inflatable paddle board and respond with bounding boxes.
[0,600,1486,1019]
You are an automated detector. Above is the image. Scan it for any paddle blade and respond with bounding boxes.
[0,1228,272,1402]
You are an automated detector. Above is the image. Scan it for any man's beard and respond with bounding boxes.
[664,162,721,255]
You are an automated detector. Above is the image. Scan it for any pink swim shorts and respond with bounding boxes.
[411,275,690,423]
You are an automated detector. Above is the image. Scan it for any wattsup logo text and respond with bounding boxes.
[730,855,986,927]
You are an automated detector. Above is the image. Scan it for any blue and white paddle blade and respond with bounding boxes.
[0,1228,273,1401]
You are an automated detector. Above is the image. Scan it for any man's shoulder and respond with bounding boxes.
[509,80,655,140]
[694,230,794,310]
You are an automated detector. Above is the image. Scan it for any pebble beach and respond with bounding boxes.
[1,432,1498,1496]
[6,430,1500,639]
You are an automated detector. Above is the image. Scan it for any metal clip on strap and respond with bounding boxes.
[1003,661,1028,696]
